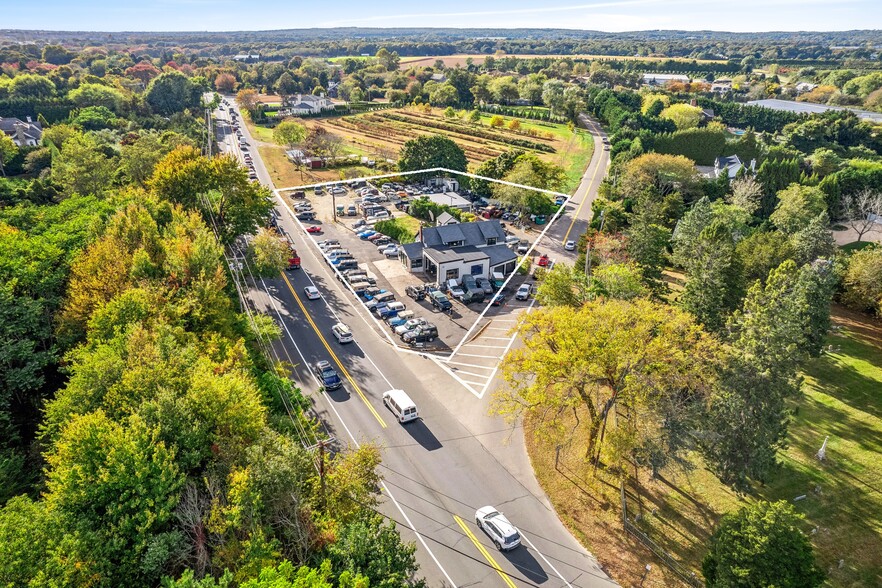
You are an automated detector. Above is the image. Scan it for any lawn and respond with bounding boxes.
[522,305,882,587]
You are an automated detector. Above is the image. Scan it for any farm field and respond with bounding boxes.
[303,106,594,191]
[398,53,729,68]
[524,305,882,587]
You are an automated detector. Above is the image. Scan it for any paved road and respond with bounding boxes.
[540,113,610,261]
[213,98,616,588]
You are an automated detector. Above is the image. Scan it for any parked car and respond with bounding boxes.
[306,226,322,234]
[516,241,529,255]
[363,288,387,301]
[357,230,377,239]
[515,283,532,301]
[564,240,576,251]
[331,322,353,344]
[304,286,321,300]
[351,219,367,229]
[490,292,506,306]
[378,301,406,320]
[374,236,391,246]
[382,245,399,257]
[475,506,521,551]
[446,279,465,301]
[394,318,428,336]
[537,254,550,267]
[347,205,357,216]
[315,360,342,391]
[297,212,316,221]
[387,311,416,328]
[406,285,426,301]
[367,233,386,242]
[429,290,452,312]
[318,239,340,250]
[475,277,494,296]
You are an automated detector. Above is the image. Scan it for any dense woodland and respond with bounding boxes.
[1,30,881,587]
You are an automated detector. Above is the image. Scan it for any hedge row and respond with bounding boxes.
[376,112,556,153]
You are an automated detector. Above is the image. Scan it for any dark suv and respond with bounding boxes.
[402,324,439,344]
[428,290,452,312]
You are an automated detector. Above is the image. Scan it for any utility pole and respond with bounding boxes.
[585,210,605,276]
[318,439,327,508]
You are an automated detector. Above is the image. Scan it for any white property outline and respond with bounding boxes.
[274,167,577,399]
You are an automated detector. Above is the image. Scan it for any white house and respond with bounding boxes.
[0,116,42,147]
[398,219,518,282]
[281,94,335,116]
[714,155,756,180]
[711,78,733,93]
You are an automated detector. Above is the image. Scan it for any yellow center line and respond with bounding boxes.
[280,271,387,428]
[561,121,605,244]
[453,515,517,588]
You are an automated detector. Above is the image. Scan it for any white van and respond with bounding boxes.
[367,211,391,222]
[382,389,419,423]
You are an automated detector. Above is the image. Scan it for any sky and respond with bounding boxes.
[0,0,879,32]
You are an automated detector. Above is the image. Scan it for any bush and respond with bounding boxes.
[374,219,417,244]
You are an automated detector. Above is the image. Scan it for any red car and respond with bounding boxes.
[537,254,550,267]
[306,226,322,234]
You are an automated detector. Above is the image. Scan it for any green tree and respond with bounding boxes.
[429,83,458,106]
[327,514,422,588]
[494,300,719,473]
[680,220,744,332]
[397,135,467,174]
[592,262,648,300]
[791,212,835,266]
[841,246,882,315]
[249,228,289,276]
[51,132,117,196]
[703,260,816,488]
[467,109,481,125]
[0,133,18,173]
[9,74,57,99]
[770,183,827,234]
[703,501,824,587]
[70,105,118,131]
[491,155,565,218]
[146,71,201,115]
[660,103,703,130]
[68,82,126,113]
[0,495,53,586]
[121,130,194,187]
[41,44,75,65]
[619,152,701,204]
[534,263,598,307]
[374,47,400,71]
[626,212,671,290]
[736,230,794,286]
[273,119,307,149]
[443,106,457,119]
[43,411,184,585]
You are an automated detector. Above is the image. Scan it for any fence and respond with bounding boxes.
[621,482,703,587]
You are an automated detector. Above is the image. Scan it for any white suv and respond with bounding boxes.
[475,506,521,551]
[331,322,353,344]
[515,283,532,301]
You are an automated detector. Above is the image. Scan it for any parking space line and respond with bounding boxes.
[455,353,503,360]
[446,361,497,370]
[450,369,494,379]
[453,515,518,588]
[485,327,512,332]
[461,380,488,387]
[482,336,516,341]
[462,344,511,350]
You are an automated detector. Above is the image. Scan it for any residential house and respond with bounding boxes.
[711,78,733,93]
[281,94,335,116]
[713,155,756,180]
[0,116,42,147]
[430,73,447,83]
[424,192,472,212]
[398,219,518,282]
[642,73,690,86]
[436,212,459,226]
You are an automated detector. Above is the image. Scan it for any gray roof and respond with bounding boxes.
[400,242,424,260]
[0,116,42,134]
[485,245,518,268]
[424,245,489,265]
[436,211,457,225]
[715,155,743,179]
[421,219,507,249]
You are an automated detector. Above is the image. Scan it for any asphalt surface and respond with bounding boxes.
[212,97,617,588]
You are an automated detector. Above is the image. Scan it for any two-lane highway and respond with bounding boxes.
[214,97,615,587]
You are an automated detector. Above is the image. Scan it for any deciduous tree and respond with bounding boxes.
[771,183,827,234]
[398,134,466,174]
[494,299,719,474]
[703,501,824,587]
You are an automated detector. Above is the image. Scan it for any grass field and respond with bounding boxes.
[522,305,882,587]
[398,53,729,68]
